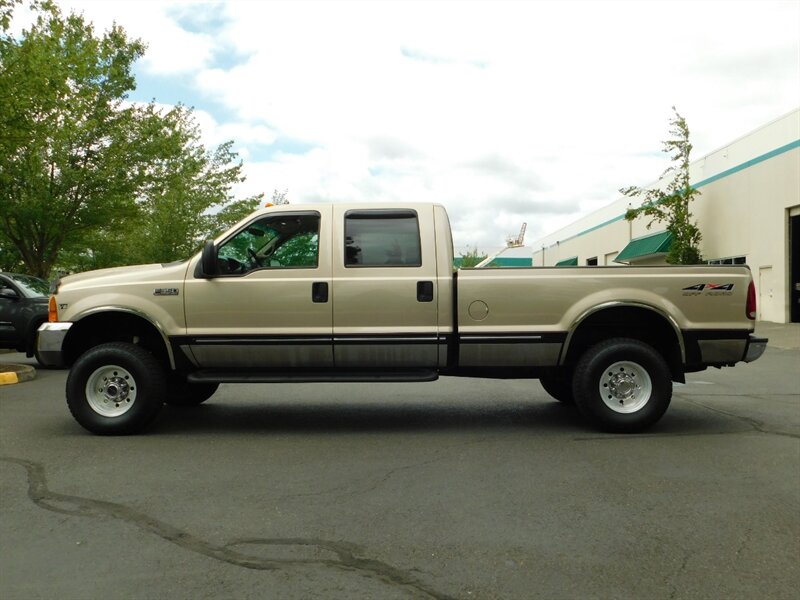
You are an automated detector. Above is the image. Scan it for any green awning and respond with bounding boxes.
[555,256,578,266]
[615,230,673,263]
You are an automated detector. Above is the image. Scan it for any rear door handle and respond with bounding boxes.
[417,281,434,302]
[312,282,329,303]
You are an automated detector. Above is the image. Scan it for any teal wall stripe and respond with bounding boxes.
[692,139,800,189]
[539,138,800,251]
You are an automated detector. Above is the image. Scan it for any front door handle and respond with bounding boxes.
[417,281,434,302]
[312,282,328,303]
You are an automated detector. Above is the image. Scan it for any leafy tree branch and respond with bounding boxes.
[0,1,262,275]
[621,107,703,265]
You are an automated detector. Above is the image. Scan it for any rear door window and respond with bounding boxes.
[344,210,421,267]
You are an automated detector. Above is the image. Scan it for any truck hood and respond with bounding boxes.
[59,261,190,291]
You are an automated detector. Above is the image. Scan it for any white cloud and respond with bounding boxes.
[56,1,217,74]
[41,0,800,252]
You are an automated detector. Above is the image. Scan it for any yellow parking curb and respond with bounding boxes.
[0,364,35,385]
[0,372,19,385]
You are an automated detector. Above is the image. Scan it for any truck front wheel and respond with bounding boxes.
[572,338,672,433]
[66,342,165,435]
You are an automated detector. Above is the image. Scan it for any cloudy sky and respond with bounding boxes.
[15,0,800,252]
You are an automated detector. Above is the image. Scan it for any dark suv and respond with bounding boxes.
[0,272,50,363]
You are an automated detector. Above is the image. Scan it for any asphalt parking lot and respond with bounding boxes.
[1,326,798,600]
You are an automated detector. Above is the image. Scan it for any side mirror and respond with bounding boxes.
[0,287,19,300]
[200,240,219,278]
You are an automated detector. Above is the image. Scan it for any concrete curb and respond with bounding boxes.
[0,364,37,385]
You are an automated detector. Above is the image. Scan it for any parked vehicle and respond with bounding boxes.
[0,272,50,363]
[38,203,767,435]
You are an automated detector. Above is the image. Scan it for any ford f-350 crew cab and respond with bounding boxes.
[38,203,767,435]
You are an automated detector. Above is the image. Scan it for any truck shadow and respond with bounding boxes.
[153,399,586,435]
[145,394,765,438]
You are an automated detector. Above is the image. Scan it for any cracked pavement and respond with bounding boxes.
[1,341,798,599]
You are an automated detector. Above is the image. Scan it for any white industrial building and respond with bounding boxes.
[529,108,800,324]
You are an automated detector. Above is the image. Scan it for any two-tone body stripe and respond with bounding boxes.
[458,332,567,344]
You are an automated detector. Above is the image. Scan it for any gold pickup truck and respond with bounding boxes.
[38,203,767,435]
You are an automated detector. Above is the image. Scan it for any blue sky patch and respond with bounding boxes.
[208,44,253,71]
[129,67,231,123]
[246,137,318,163]
[166,2,229,35]
[129,68,192,105]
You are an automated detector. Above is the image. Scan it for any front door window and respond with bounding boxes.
[217,213,320,275]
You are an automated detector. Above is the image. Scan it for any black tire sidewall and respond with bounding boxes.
[66,342,165,435]
[573,339,672,432]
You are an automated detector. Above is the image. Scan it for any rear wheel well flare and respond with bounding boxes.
[563,304,684,381]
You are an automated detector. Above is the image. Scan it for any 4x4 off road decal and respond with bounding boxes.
[682,283,735,296]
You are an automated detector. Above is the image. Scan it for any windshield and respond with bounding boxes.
[9,274,49,297]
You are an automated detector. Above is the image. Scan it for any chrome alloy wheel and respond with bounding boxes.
[85,364,137,417]
[599,361,653,414]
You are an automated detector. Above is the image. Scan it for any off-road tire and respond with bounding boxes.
[572,338,672,433]
[66,342,165,435]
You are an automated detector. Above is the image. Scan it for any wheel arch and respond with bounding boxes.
[63,308,175,370]
[560,302,685,382]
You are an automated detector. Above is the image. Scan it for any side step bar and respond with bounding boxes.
[187,369,439,384]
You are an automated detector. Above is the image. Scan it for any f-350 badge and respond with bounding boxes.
[153,288,179,296]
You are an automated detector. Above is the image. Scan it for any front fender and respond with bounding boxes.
[66,305,177,369]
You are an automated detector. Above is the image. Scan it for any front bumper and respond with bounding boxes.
[36,322,72,367]
[744,335,768,363]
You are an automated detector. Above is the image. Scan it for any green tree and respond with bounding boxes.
[270,188,289,205]
[209,194,262,240]
[458,246,486,268]
[0,1,147,277]
[126,104,262,264]
[622,107,703,265]
[57,105,264,269]
[206,187,286,242]
[0,234,23,271]
[0,1,261,275]
[0,0,21,31]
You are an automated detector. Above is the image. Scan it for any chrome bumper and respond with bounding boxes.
[36,322,72,367]
[744,335,768,363]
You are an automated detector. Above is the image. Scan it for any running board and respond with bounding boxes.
[187,369,439,384]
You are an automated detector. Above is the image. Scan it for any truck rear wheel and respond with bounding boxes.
[66,342,165,435]
[572,338,672,432]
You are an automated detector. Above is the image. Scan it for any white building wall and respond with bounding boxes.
[531,109,800,323]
